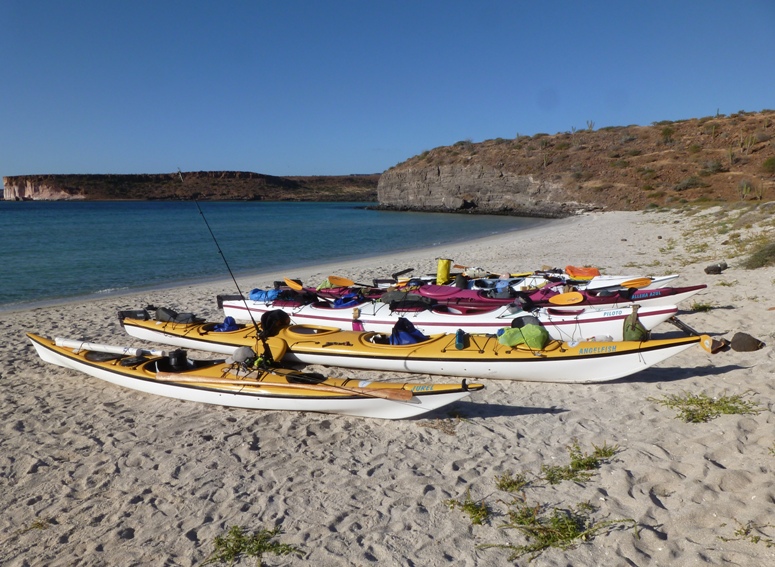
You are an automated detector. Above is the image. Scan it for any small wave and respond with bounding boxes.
[95,287,130,295]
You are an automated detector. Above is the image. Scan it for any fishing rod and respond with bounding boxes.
[180,170,274,364]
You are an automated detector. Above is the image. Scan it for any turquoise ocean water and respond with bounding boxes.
[0,200,547,310]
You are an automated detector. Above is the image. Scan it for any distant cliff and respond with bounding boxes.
[378,110,775,216]
[2,171,380,201]
[7,111,774,214]
[377,165,580,218]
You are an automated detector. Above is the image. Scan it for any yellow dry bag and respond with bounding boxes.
[436,258,452,285]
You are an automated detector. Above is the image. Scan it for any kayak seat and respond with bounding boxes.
[119,355,148,367]
[432,305,492,315]
[546,307,584,316]
[268,299,305,308]
[154,356,223,373]
[85,351,123,362]
[510,340,562,353]
[156,307,205,325]
[388,300,431,313]
[418,285,460,298]
[201,322,247,332]
[368,334,391,345]
[286,371,327,384]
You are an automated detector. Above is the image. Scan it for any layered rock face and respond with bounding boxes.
[3,179,85,200]
[377,164,594,218]
[1,172,379,201]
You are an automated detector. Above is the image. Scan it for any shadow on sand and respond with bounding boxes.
[417,401,568,421]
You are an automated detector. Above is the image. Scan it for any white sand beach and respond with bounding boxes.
[1,207,773,566]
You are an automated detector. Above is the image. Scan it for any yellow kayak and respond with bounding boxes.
[28,333,483,419]
[119,310,712,383]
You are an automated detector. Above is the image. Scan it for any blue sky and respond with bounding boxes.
[1,1,773,180]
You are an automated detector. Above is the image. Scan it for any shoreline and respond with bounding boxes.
[2,208,774,566]
[0,209,552,315]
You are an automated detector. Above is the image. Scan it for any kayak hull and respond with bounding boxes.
[119,317,707,383]
[218,295,679,339]
[28,333,481,419]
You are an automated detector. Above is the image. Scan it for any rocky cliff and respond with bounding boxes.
[377,165,586,218]
[2,178,85,200]
[2,171,379,201]
[378,110,775,217]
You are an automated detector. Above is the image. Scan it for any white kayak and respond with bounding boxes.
[218,295,678,340]
[463,272,679,292]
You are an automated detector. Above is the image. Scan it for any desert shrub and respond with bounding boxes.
[454,139,474,149]
[762,157,775,175]
[700,160,725,175]
[674,176,707,191]
[743,241,775,269]
[638,167,657,180]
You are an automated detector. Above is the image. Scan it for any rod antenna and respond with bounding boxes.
[180,169,273,363]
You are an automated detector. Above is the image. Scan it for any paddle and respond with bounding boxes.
[55,337,168,357]
[283,278,303,291]
[453,264,531,278]
[155,372,414,401]
[666,315,699,336]
[329,268,414,288]
[391,268,414,280]
[453,263,493,274]
[326,275,377,288]
[547,291,585,305]
[618,277,653,289]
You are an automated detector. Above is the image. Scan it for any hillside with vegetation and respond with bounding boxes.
[382,109,775,213]
[5,111,774,211]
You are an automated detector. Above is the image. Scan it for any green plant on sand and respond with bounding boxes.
[446,488,491,525]
[202,525,303,566]
[447,440,637,563]
[479,497,638,562]
[743,241,775,269]
[648,391,762,423]
[690,300,715,312]
[719,520,775,548]
[540,441,619,485]
[495,471,530,493]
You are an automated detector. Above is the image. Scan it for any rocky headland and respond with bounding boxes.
[1,171,380,202]
[378,110,775,216]
[4,111,774,216]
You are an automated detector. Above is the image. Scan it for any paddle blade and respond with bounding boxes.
[284,278,303,291]
[548,291,584,305]
[620,277,653,289]
[327,275,355,287]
